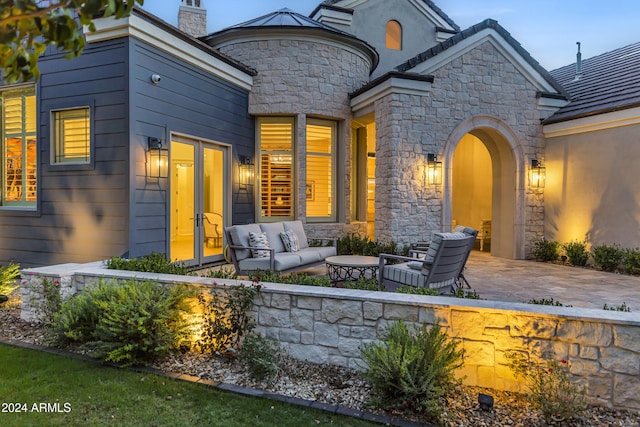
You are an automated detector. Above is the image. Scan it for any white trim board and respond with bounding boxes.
[85,15,253,91]
[543,107,640,138]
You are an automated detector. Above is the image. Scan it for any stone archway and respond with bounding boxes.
[443,116,526,259]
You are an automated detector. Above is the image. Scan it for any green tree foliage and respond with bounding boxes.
[0,0,144,83]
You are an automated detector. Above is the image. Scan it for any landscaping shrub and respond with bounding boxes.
[342,277,378,290]
[0,262,20,300]
[561,240,590,266]
[199,266,238,279]
[337,233,408,257]
[622,248,640,275]
[249,270,331,287]
[396,286,440,296]
[507,352,587,424]
[197,283,261,354]
[592,244,624,272]
[528,297,570,307]
[532,239,560,262]
[603,302,631,312]
[53,279,196,366]
[238,334,281,382]
[450,287,481,299]
[106,252,190,275]
[359,321,464,422]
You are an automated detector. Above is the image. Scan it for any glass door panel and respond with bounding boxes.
[170,138,228,265]
[202,146,225,260]
[170,141,196,262]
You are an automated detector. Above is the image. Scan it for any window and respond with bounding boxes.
[386,20,402,50]
[306,119,336,222]
[258,117,294,220]
[52,107,90,164]
[1,86,36,207]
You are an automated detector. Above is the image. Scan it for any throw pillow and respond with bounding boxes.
[407,261,423,270]
[280,230,300,253]
[248,231,271,258]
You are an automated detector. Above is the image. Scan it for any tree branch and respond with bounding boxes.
[0,2,68,27]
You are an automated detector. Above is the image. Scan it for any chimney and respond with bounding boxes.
[178,0,207,38]
[574,41,583,81]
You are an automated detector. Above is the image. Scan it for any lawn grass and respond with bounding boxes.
[0,344,376,426]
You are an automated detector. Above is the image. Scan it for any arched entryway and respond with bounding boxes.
[443,117,526,259]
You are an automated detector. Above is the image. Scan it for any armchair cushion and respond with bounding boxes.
[424,232,467,264]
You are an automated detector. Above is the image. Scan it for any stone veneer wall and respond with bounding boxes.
[216,37,372,226]
[373,41,546,255]
[20,263,640,411]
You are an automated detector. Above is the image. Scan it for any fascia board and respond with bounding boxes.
[543,106,640,138]
[351,76,432,114]
[85,15,253,91]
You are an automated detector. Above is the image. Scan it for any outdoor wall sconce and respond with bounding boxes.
[147,137,168,178]
[426,153,443,186]
[239,155,254,188]
[530,159,546,188]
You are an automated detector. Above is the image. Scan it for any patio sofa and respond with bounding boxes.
[223,221,336,275]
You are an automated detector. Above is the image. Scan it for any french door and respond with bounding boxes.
[169,136,229,266]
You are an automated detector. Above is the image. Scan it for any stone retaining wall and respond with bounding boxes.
[20,262,640,410]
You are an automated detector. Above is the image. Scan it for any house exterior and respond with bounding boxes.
[1,0,638,268]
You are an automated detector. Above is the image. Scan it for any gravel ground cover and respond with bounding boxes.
[1,293,639,426]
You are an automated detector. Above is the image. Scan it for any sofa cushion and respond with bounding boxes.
[296,245,336,264]
[280,230,300,252]
[228,224,262,260]
[239,252,302,272]
[249,231,271,258]
[259,222,287,253]
[282,220,309,249]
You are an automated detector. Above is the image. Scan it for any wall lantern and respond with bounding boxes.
[426,153,443,186]
[530,159,546,188]
[147,137,168,178]
[239,155,255,188]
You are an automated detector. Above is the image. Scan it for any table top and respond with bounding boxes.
[325,255,380,267]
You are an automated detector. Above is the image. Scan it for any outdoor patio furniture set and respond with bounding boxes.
[224,222,478,294]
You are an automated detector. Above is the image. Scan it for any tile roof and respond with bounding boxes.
[544,41,640,124]
[395,19,566,96]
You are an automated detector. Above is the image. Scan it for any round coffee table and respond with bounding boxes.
[325,255,381,283]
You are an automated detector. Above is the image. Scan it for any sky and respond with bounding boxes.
[141,0,640,71]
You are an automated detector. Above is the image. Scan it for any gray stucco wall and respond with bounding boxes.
[545,124,640,249]
[327,0,443,78]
